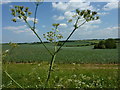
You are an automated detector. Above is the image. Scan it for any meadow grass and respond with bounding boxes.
[2,63,119,88]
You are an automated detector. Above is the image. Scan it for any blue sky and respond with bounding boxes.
[2,1,119,43]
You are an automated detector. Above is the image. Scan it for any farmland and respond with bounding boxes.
[2,40,119,88]
[2,41,118,64]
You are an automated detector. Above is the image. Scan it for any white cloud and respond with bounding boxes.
[97,12,109,15]
[64,11,75,20]
[103,2,118,11]
[59,25,118,40]
[69,0,119,2]
[15,17,38,23]
[9,5,13,8]
[3,25,36,35]
[60,23,68,28]
[0,1,11,4]
[3,25,26,30]
[58,19,102,40]
[52,2,68,11]
[69,0,86,2]
[42,25,46,28]
[52,2,95,12]
[52,2,97,23]
[53,15,65,21]
[52,1,119,40]
[27,17,38,22]
[52,2,104,40]
[88,19,101,24]
[72,26,119,39]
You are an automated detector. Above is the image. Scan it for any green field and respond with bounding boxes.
[2,63,119,88]
[2,43,118,64]
[2,41,119,88]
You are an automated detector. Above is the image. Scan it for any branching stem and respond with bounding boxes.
[55,19,86,55]
[45,18,87,86]
[23,10,53,56]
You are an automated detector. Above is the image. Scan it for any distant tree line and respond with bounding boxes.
[94,38,117,49]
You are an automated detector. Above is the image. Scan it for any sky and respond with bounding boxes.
[1,0,119,43]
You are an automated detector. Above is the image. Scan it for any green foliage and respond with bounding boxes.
[105,38,117,49]
[97,41,106,49]
[2,63,119,88]
[68,19,72,23]
[94,39,117,49]
[11,19,16,22]
[52,23,60,27]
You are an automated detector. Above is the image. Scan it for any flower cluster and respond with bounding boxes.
[75,9,99,22]
[11,6,32,22]
[43,23,63,43]
[68,9,99,29]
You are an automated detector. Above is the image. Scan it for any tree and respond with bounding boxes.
[98,40,106,49]
[105,38,116,49]
[94,39,116,49]
[10,1,99,87]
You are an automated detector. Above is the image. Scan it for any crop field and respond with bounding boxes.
[2,42,118,64]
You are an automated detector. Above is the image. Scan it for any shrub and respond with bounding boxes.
[94,39,116,49]
[105,38,116,49]
[94,44,99,49]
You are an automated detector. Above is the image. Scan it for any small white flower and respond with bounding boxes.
[73,74,77,78]
[38,64,41,66]
[74,80,78,83]
[68,79,72,82]
[35,85,38,88]
[38,77,40,80]
[5,49,9,53]
[56,84,63,87]
[82,82,85,85]
[86,85,89,87]
[72,63,76,65]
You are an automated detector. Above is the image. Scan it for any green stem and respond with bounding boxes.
[45,54,56,87]
[45,26,58,87]
[33,4,39,29]
[2,46,23,89]
[4,70,24,89]
[55,20,86,55]
[23,3,53,56]
[24,20,53,56]
[33,30,53,56]
[45,19,87,86]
